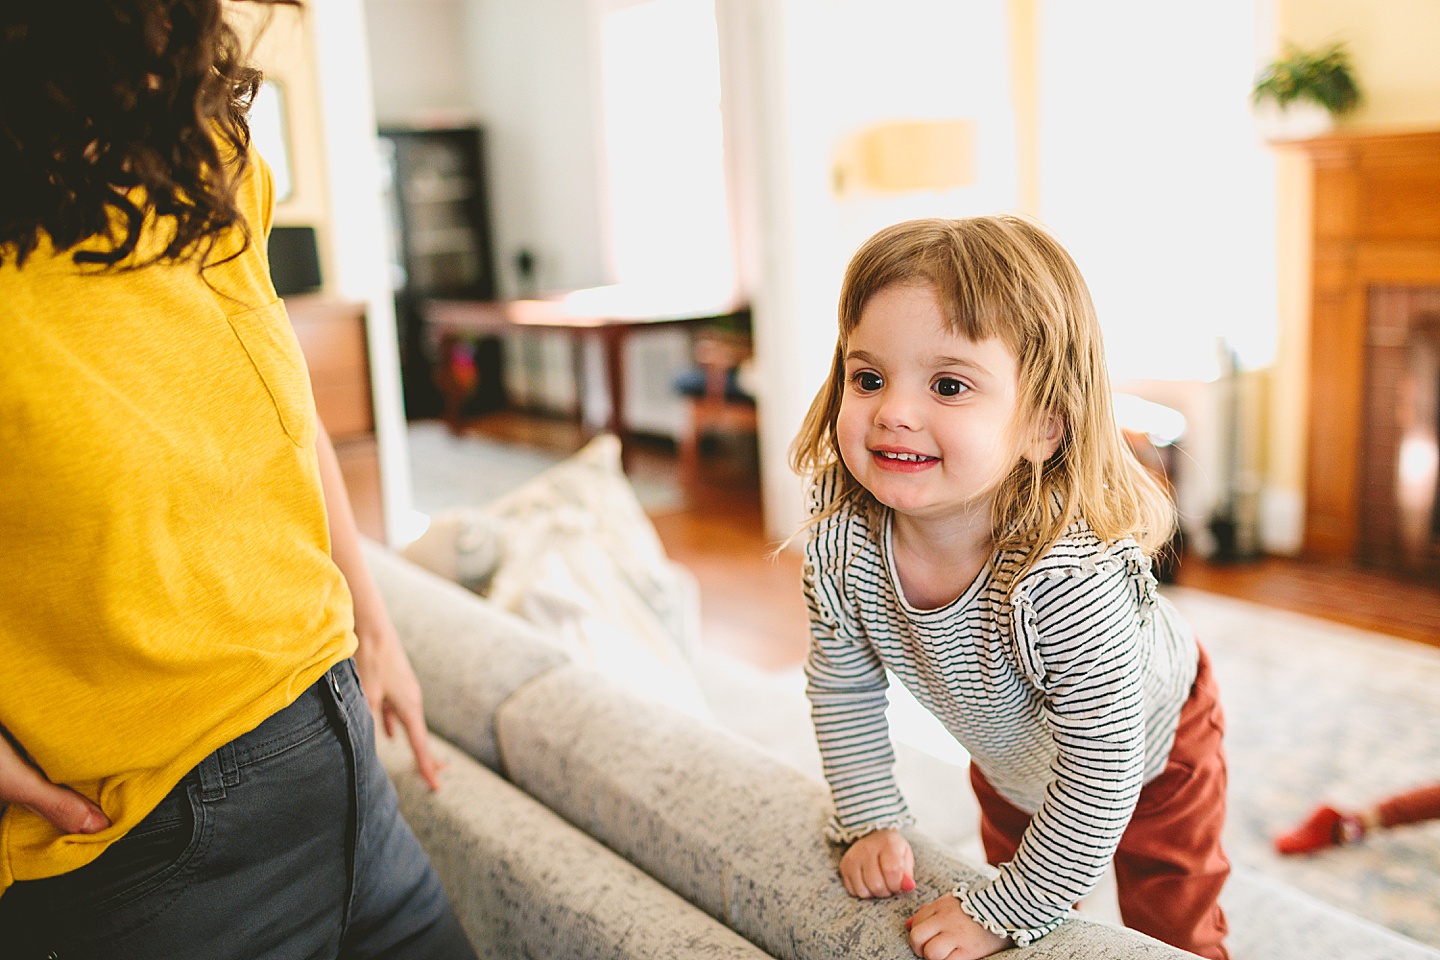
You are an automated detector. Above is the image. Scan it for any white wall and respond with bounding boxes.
[461,0,611,296]
[1036,1,1278,550]
[729,0,1022,539]
[366,0,702,437]
[734,0,1280,544]
[364,0,474,125]
[240,7,334,276]
[308,0,420,544]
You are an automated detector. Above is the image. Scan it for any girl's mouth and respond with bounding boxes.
[872,449,939,469]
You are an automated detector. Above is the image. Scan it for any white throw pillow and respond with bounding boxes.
[403,434,710,719]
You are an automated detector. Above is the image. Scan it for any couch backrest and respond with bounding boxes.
[496,664,1194,960]
[364,541,570,771]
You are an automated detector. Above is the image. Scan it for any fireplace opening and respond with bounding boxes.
[1433,373,1440,540]
[1361,289,1440,580]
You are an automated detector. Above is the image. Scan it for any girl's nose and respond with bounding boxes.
[874,389,921,431]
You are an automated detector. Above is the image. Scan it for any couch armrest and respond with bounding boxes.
[379,733,777,960]
[363,541,570,771]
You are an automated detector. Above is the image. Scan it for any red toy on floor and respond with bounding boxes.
[1275,782,1440,854]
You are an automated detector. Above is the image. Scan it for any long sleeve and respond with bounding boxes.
[801,489,913,841]
[957,556,1150,944]
[794,482,1194,947]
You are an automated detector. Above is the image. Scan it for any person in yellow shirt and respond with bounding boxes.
[0,2,476,957]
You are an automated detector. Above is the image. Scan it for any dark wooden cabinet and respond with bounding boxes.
[285,295,385,541]
[378,126,498,419]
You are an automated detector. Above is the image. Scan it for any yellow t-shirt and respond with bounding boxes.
[0,153,357,892]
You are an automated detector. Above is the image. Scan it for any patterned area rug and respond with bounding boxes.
[1169,587,1440,949]
[696,587,1440,952]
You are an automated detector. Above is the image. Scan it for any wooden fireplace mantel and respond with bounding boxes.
[1295,129,1440,561]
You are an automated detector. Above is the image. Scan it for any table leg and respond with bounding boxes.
[570,333,587,426]
[599,325,630,463]
[602,327,626,435]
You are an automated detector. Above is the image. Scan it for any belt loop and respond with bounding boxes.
[197,750,226,802]
[219,741,241,788]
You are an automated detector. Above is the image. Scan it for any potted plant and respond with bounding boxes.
[1252,42,1361,140]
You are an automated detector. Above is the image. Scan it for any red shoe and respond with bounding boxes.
[1274,805,1364,855]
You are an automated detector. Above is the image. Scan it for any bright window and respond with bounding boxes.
[597,0,735,311]
[1039,2,1278,382]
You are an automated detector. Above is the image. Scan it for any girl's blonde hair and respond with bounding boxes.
[790,216,1175,586]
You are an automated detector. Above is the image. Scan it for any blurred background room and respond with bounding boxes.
[235,1,1440,947]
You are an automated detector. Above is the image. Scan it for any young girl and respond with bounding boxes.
[792,217,1230,960]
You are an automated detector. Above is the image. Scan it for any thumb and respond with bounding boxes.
[20,783,110,835]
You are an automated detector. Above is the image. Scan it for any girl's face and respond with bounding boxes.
[836,282,1052,529]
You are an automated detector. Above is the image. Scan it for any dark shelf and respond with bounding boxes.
[379,125,499,419]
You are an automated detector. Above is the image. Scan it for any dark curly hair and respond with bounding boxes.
[0,0,301,269]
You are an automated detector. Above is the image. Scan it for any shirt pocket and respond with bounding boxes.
[225,298,317,449]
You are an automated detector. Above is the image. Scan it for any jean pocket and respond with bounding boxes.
[51,781,206,919]
[225,298,317,448]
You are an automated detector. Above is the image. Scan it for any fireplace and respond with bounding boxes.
[1297,131,1440,575]
[1360,288,1440,578]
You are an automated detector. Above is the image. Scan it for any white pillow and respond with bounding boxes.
[404,434,710,719]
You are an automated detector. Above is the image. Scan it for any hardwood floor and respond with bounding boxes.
[452,411,1440,669]
[1172,552,1440,649]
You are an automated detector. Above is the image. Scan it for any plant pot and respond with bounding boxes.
[1253,98,1336,141]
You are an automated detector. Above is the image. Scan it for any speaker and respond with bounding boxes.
[268,225,323,296]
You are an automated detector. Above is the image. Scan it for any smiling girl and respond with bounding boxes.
[791,217,1230,960]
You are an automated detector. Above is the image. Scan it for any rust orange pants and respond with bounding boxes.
[970,646,1231,960]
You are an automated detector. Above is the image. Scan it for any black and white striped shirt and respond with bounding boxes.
[803,469,1198,944]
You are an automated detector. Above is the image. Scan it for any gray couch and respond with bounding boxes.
[365,543,1440,960]
[367,543,1191,959]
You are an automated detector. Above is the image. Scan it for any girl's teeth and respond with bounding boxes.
[881,452,932,462]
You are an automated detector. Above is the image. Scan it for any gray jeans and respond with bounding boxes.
[0,659,477,960]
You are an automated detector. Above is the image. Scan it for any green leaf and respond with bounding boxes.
[1251,41,1361,115]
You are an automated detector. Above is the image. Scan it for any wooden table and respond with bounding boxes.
[424,297,741,449]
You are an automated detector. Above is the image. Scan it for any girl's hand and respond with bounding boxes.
[839,827,916,898]
[0,727,109,835]
[906,893,1011,960]
[353,618,444,792]
[312,421,443,793]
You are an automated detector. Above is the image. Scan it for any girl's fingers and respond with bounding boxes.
[879,845,913,893]
[909,917,948,960]
[859,858,887,898]
[24,784,110,835]
[841,830,919,899]
[840,859,863,898]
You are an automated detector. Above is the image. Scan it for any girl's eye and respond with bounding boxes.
[852,371,883,392]
[933,376,968,398]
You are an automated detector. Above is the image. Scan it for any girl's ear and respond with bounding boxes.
[1024,413,1064,463]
